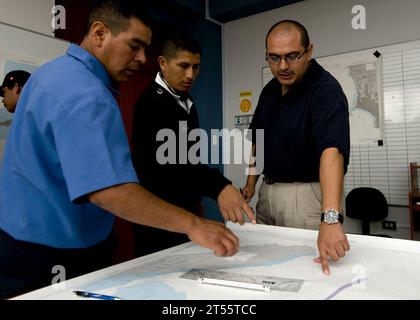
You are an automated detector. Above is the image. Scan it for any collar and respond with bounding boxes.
[155,72,193,113]
[66,44,120,96]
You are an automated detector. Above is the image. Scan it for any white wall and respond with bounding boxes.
[223,0,420,239]
[0,0,54,36]
[0,1,69,171]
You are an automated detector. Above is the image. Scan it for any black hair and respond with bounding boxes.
[161,32,201,60]
[86,0,152,36]
[265,20,310,49]
[0,70,31,97]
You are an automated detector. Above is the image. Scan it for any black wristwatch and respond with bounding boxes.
[321,209,344,225]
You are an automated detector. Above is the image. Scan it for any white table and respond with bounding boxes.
[15,223,420,300]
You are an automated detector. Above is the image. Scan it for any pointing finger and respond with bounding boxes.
[320,252,330,275]
[242,202,256,224]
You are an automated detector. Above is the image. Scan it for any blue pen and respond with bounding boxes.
[73,290,121,300]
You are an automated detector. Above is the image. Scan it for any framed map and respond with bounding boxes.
[317,49,384,145]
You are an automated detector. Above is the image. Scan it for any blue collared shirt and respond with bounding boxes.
[0,44,139,248]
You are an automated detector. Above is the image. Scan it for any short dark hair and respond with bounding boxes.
[86,0,152,36]
[265,20,310,49]
[0,70,31,97]
[161,33,201,60]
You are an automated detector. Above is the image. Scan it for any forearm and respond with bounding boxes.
[88,183,198,235]
[246,174,260,188]
[246,144,260,186]
[319,147,344,211]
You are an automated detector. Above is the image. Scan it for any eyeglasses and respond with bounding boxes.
[265,48,308,65]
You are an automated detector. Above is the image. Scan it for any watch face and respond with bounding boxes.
[323,210,342,224]
[325,211,339,224]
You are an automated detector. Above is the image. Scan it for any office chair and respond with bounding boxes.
[345,187,392,237]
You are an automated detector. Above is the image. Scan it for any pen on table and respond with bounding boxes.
[73,290,122,300]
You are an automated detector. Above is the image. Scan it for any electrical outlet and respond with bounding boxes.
[382,220,397,231]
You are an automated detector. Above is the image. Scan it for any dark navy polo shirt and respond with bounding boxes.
[249,59,350,182]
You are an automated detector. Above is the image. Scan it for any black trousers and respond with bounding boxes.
[132,224,190,257]
[0,228,116,300]
[132,201,203,257]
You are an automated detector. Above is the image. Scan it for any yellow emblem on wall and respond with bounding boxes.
[240,98,252,113]
[239,90,252,113]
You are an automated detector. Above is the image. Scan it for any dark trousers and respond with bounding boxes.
[132,201,203,257]
[0,228,116,300]
[132,224,190,257]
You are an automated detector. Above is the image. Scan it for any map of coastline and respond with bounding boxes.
[82,243,315,300]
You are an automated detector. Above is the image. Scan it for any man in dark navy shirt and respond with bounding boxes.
[242,20,350,275]
[131,33,255,256]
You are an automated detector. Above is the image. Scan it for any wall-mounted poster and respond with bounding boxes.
[317,49,384,145]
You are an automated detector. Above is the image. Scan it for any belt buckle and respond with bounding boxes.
[265,176,274,185]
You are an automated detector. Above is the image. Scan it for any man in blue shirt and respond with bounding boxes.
[242,20,350,276]
[0,0,238,299]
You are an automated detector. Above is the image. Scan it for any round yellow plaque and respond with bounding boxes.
[240,99,251,113]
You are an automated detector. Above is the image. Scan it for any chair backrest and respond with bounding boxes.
[410,162,420,195]
[345,187,388,222]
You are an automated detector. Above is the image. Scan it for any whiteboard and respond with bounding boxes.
[0,22,69,169]
[343,40,420,206]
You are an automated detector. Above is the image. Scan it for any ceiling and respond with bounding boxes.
[161,0,305,23]
[209,0,304,23]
